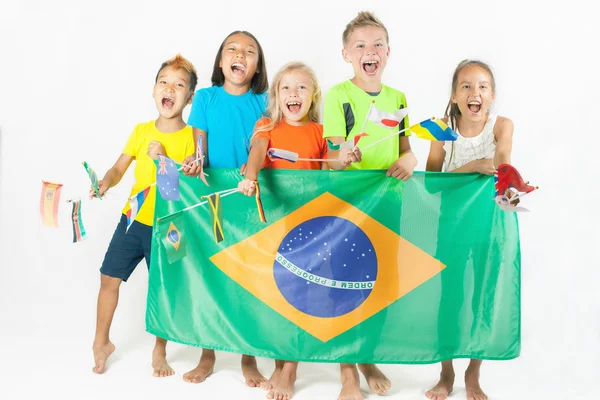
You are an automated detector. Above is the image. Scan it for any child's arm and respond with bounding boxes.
[181,127,207,177]
[91,154,134,198]
[426,141,446,172]
[238,137,268,196]
[192,127,208,166]
[450,159,495,174]
[493,116,514,167]
[386,136,417,180]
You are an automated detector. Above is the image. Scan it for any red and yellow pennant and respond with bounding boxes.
[40,181,63,228]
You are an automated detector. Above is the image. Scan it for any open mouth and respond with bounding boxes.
[162,97,175,109]
[362,60,379,75]
[231,62,246,76]
[468,100,481,113]
[286,101,302,114]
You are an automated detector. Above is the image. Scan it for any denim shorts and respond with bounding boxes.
[99,214,153,282]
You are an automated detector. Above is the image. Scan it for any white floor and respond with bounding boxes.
[1,267,595,400]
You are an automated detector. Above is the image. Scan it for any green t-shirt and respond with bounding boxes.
[323,80,408,170]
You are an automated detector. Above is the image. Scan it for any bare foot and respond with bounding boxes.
[465,369,487,400]
[92,341,115,374]
[426,372,455,400]
[358,364,391,395]
[261,361,283,391]
[267,362,297,400]
[183,352,215,383]
[339,364,364,400]
[242,355,266,387]
[152,345,174,377]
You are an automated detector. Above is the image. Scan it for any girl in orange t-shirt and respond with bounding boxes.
[238,61,357,400]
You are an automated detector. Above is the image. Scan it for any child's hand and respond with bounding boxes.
[506,188,521,206]
[182,155,201,177]
[473,159,496,175]
[90,180,110,199]
[239,163,247,176]
[338,148,362,168]
[386,152,417,181]
[147,141,166,160]
[238,178,256,197]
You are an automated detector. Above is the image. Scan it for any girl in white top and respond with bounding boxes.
[425,60,515,400]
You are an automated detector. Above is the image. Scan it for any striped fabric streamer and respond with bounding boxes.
[40,181,63,228]
[82,161,103,200]
[206,193,225,243]
[69,199,87,242]
[409,117,458,141]
[126,186,151,231]
[254,180,266,223]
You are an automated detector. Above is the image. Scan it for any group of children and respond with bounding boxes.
[89,10,514,400]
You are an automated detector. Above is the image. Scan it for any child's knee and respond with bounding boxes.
[100,273,122,291]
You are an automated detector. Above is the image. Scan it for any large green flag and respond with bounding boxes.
[147,169,520,364]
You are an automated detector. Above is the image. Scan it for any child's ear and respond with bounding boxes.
[342,48,351,63]
[187,91,194,105]
[386,45,390,57]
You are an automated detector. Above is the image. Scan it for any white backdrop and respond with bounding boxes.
[1,0,598,399]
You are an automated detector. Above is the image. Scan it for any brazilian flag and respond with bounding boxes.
[147,169,520,363]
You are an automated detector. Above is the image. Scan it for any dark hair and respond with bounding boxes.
[211,30,268,94]
[444,59,496,130]
[155,53,198,94]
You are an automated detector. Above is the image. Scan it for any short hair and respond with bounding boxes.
[155,54,198,93]
[211,31,268,94]
[342,11,389,47]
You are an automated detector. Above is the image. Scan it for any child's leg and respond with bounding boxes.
[93,214,149,373]
[183,348,216,383]
[426,360,455,400]
[358,364,391,395]
[338,363,363,400]
[267,361,298,400]
[261,359,285,390]
[92,273,120,374]
[465,359,487,400]
[152,337,174,377]
[241,354,266,387]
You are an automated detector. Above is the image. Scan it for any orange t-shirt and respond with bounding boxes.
[253,118,328,170]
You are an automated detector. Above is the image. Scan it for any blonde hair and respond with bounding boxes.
[155,53,198,93]
[444,59,496,130]
[342,11,389,47]
[254,62,321,135]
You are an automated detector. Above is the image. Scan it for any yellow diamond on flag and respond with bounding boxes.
[210,192,445,342]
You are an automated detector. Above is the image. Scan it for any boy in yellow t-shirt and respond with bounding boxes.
[91,54,201,376]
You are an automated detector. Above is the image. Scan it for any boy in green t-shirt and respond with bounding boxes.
[324,11,417,179]
[323,11,418,400]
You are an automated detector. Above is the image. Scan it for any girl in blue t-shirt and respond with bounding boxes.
[187,30,268,169]
[183,30,269,388]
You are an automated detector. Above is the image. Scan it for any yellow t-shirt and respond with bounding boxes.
[121,120,195,226]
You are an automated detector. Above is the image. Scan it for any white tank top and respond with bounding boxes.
[443,113,497,172]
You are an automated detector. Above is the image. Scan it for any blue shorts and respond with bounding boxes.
[100,214,153,282]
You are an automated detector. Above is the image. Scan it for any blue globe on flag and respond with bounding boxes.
[273,216,377,318]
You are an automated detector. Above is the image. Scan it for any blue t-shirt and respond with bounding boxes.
[188,85,267,168]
